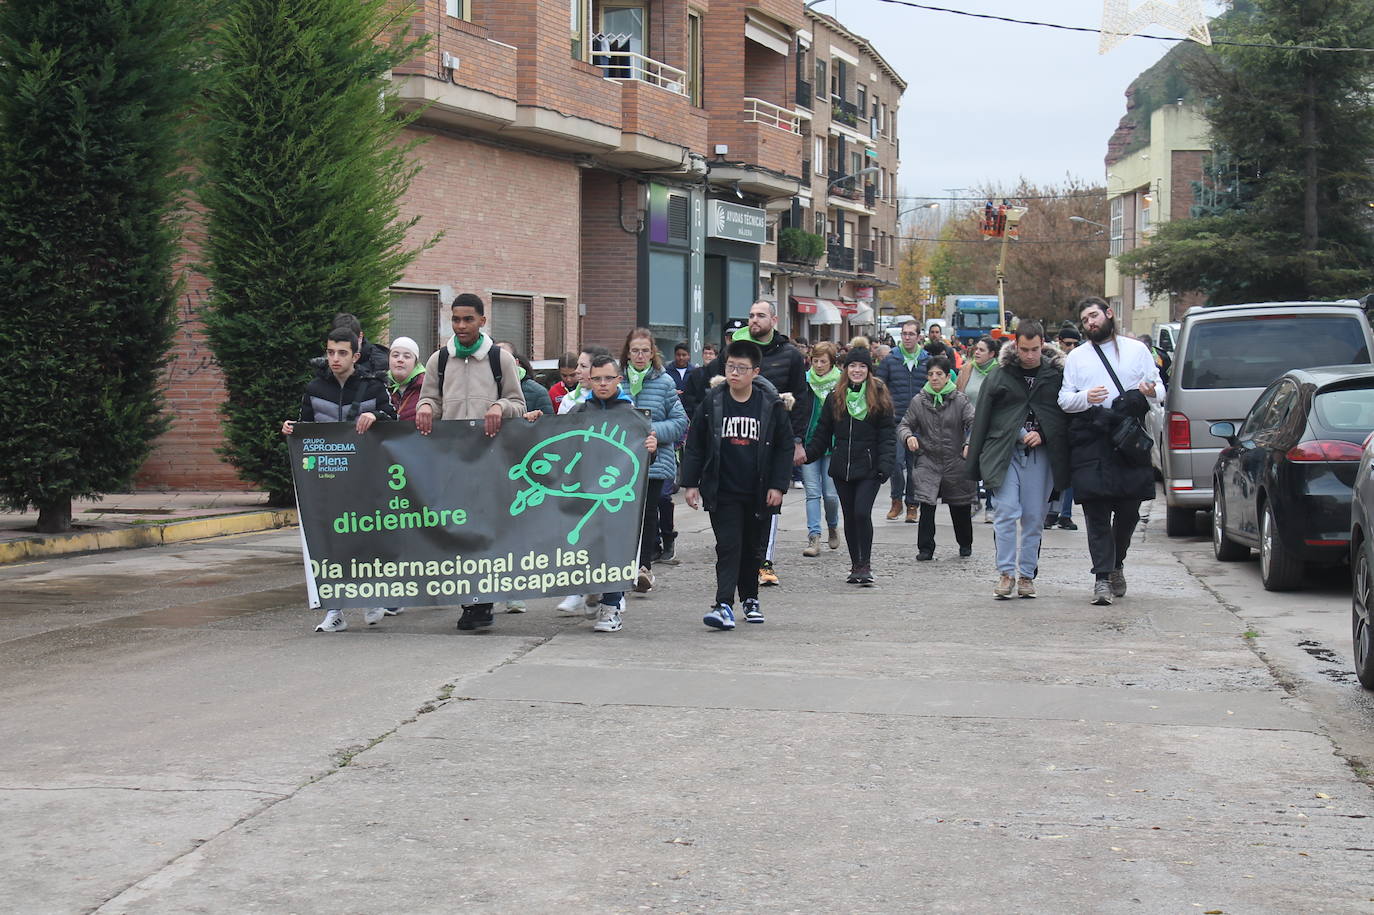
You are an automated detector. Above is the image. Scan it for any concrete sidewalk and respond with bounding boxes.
[0,491,295,563]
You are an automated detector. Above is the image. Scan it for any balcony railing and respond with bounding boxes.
[864,184,876,208]
[859,248,875,273]
[827,244,854,271]
[744,97,801,135]
[795,77,813,110]
[827,169,861,201]
[593,47,687,96]
[831,98,859,129]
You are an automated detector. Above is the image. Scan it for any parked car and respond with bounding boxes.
[1350,430,1374,688]
[1211,366,1374,590]
[1161,301,1374,536]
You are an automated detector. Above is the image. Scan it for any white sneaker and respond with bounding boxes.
[382,607,403,616]
[556,594,585,614]
[502,600,527,613]
[364,607,386,626]
[315,610,346,632]
[592,599,624,632]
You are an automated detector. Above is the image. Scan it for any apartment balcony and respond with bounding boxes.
[392,27,518,133]
[707,97,804,200]
[827,169,861,201]
[602,51,708,170]
[827,244,855,272]
[859,248,875,274]
[831,98,860,129]
[744,97,801,135]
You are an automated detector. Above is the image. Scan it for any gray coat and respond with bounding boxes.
[897,388,976,505]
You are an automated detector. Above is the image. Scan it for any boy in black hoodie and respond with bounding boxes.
[680,340,792,630]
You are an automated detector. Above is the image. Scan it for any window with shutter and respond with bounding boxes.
[489,295,532,354]
[667,193,689,244]
[388,290,439,360]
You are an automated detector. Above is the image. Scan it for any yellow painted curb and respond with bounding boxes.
[0,509,298,564]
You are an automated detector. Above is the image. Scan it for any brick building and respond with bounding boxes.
[763,10,905,345]
[140,0,885,489]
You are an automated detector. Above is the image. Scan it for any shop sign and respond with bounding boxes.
[707,200,766,245]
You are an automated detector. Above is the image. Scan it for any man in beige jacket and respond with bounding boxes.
[415,293,526,630]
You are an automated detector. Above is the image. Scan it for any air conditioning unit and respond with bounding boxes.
[441,52,460,71]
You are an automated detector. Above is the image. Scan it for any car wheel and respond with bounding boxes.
[1212,485,1248,562]
[1354,546,1374,689]
[1165,504,1197,537]
[1259,501,1303,591]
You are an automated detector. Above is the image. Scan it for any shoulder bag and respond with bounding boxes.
[1092,342,1154,468]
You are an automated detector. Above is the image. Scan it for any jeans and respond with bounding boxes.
[889,441,919,506]
[657,478,674,542]
[991,446,1053,578]
[835,476,881,567]
[1049,486,1074,521]
[709,493,765,607]
[918,502,974,555]
[1082,499,1142,577]
[802,457,840,537]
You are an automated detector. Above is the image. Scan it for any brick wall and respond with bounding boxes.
[1171,150,1204,221]
[620,79,708,149]
[579,169,640,351]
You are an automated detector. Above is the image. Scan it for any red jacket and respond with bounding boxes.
[389,371,426,422]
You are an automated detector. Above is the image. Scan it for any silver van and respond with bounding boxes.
[1160,301,1374,536]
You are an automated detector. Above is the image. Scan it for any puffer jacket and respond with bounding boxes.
[898,388,977,505]
[680,376,792,514]
[876,346,931,417]
[521,377,554,416]
[300,369,395,424]
[627,367,688,480]
[684,330,810,442]
[804,388,896,483]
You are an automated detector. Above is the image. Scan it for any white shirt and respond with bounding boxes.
[1058,336,1162,413]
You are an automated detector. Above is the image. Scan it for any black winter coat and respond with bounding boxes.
[804,391,896,483]
[1067,390,1155,503]
[680,378,793,514]
[684,332,811,442]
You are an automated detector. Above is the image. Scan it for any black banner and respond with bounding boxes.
[288,413,652,608]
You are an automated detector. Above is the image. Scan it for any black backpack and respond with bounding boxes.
[436,344,504,391]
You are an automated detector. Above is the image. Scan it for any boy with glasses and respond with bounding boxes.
[680,341,792,630]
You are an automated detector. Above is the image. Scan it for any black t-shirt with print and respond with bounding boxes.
[719,389,764,496]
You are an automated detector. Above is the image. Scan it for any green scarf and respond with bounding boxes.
[806,365,842,401]
[449,333,485,359]
[516,365,527,381]
[732,325,774,347]
[387,364,424,395]
[845,382,869,420]
[898,343,921,369]
[625,363,649,396]
[973,358,995,377]
[923,377,957,408]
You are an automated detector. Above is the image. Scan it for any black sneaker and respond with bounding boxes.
[846,566,862,584]
[1057,518,1078,531]
[958,546,973,558]
[1044,513,1059,530]
[659,534,678,564]
[916,551,934,562]
[857,565,875,586]
[457,606,494,630]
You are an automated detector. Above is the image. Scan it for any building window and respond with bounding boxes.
[446,0,466,19]
[388,289,440,359]
[543,297,567,360]
[815,59,827,101]
[570,0,589,60]
[1109,196,1124,256]
[490,294,533,354]
[856,85,866,116]
[688,11,703,107]
[1138,190,1152,235]
[815,211,826,236]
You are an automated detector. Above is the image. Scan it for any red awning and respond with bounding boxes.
[837,300,858,316]
[790,296,841,324]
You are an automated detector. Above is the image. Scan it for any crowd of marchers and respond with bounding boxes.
[283,293,1161,634]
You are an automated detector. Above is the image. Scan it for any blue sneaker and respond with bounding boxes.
[742,598,764,624]
[703,603,736,630]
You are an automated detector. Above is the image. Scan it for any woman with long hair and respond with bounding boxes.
[803,347,895,585]
[620,328,688,594]
[800,342,842,557]
[898,355,977,560]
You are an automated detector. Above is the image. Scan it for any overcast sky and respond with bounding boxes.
[821,0,1222,205]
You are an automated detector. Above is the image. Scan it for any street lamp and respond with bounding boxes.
[1069,215,1107,229]
[827,165,879,189]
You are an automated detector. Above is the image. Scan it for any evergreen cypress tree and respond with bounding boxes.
[201,0,433,504]
[0,0,203,533]
[1120,0,1374,304]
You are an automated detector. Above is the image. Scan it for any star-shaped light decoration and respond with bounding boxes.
[1099,0,1212,54]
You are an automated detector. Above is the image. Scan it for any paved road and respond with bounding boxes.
[5,495,1374,912]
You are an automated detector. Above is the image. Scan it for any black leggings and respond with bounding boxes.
[834,476,881,567]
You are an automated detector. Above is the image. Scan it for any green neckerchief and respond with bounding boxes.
[923,377,958,408]
[732,325,774,347]
[845,382,869,420]
[566,383,587,404]
[387,363,424,395]
[449,333,485,359]
[625,362,649,396]
[806,365,842,401]
[898,343,921,369]
[516,365,527,381]
[973,358,995,377]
